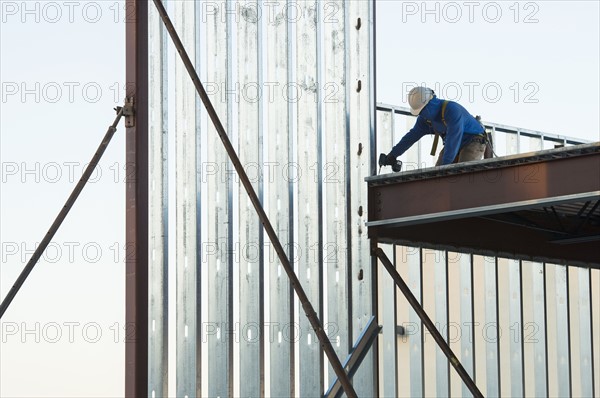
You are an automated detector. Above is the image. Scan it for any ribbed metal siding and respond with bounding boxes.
[148,1,375,396]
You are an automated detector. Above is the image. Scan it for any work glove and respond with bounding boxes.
[378,153,402,172]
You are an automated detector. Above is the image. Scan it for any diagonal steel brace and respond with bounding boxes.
[324,316,381,398]
[0,106,125,319]
[373,246,484,398]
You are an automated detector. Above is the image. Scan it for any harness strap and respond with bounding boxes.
[441,100,448,127]
[430,100,449,156]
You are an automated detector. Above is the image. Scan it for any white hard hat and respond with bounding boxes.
[408,86,434,116]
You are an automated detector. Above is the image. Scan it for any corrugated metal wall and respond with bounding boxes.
[374,247,599,398]
[148,1,375,396]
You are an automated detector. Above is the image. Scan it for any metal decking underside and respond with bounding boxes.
[367,143,600,268]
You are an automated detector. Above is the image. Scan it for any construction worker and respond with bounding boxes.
[382,86,487,168]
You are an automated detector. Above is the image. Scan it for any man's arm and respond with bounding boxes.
[389,117,429,158]
[440,106,465,165]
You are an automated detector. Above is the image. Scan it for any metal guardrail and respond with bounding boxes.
[376,102,590,150]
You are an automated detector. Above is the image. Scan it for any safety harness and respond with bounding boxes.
[427,101,494,158]
[428,100,448,156]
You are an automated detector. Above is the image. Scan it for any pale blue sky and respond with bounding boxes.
[1,1,598,397]
[377,0,600,140]
[377,1,600,141]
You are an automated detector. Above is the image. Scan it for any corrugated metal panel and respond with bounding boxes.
[295,1,323,395]
[236,1,263,396]
[523,261,547,397]
[322,0,351,387]
[555,265,572,397]
[545,264,570,396]
[148,1,168,396]
[347,0,375,394]
[422,249,442,397]
[375,109,397,397]
[448,252,475,398]
[434,251,449,397]
[547,263,559,397]
[377,244,397,397]
[576,268,594,397]
[264,2,294,396]
[498,259,525,397]
[204,2,233,396]
[532,262,548,397]
[567,267,593,397]
[395,245,414,397]
[174,1,200,396]
[408,249,423,397]
[484,257,500,397]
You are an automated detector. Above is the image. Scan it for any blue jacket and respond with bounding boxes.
[389,97,485,165]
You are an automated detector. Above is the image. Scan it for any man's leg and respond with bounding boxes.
[435,147,461,166]
[435,148,445,166]
[458,141,486,163]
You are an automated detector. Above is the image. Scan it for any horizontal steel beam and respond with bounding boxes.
[373,217,600,268]
[367,192,600,228]
[368,144,600,223]
[368,144,600,267]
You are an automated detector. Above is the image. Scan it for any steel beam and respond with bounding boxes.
[368,144,600,225]
[372,214,600,268]
[368,144,600,267]
[125,0,149,396]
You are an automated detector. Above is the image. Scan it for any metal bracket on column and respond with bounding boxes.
[324,316,381,398]
[373,246,484,398]
[123,96,135,128]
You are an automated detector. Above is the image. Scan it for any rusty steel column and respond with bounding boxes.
[125,0,149,396]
